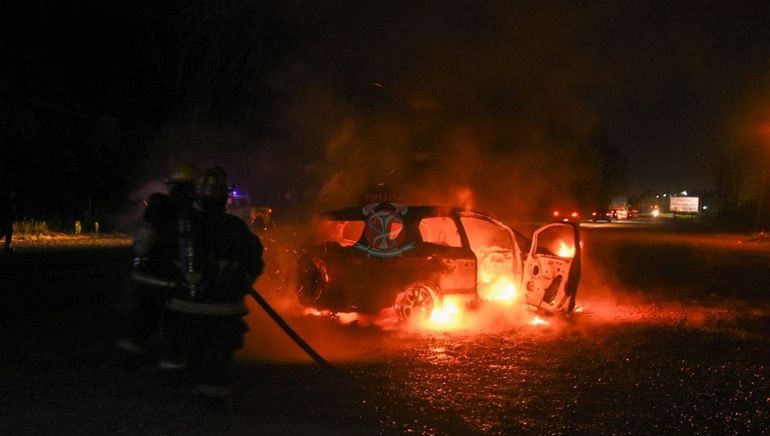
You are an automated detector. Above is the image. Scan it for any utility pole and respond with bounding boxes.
[756,154,768,232]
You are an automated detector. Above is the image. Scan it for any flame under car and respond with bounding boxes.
[297,205,581,320]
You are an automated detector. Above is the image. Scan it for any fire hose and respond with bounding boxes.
[247,288,335,373]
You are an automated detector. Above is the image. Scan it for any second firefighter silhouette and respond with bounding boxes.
[0,187,16,252]
[161,167,264,400]
[119,163,199,357]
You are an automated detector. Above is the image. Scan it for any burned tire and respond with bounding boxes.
[394,283,437,321]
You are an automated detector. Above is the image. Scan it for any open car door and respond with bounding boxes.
[522,222,581,313]
[458,212,523,302]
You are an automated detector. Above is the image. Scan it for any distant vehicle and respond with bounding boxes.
[249,206,274,231]
[551,209,581,222]
[591,209,615,222]
[610,196,629,220]
[227,189,274,232]
[297,205,582,320]
[627,208,640,219]
[227,189,251,221]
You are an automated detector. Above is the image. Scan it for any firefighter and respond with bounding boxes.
[0,188,15,252]
[160,167,264,405]
[116,163,200,360]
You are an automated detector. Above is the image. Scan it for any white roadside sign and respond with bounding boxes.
[670,196,699,213]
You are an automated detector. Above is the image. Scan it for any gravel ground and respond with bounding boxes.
[1,227,768,435]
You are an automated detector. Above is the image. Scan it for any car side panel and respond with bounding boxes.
[299,242,476,313]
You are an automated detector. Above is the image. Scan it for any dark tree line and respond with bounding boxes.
[0,0,288,225]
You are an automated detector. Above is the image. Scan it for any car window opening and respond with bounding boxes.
[459,217,516,299]
[418,217,462,248]
[315,219,365,247]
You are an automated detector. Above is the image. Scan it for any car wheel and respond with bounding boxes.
[394,283,437,321]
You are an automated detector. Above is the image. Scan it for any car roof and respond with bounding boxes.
[319,205,488,220]
[315,205,526,247]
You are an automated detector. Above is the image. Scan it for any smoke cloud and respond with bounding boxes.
[130,2,627,224]
[262,2,608,220]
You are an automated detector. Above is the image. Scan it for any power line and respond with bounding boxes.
[0,87,95,119]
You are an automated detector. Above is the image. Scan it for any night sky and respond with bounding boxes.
[2,1,770,224]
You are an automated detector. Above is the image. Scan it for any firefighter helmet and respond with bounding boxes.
[194,167,230,213]
[166,163,200,185]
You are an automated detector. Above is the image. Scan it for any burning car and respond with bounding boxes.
[297,204,581,320]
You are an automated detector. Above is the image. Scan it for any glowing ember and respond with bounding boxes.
[557,241,575,257]
[530,315,548,326]
[479,276,518,302]
[303,307,359,325]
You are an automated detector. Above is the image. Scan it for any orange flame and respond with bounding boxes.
[429,299,460,323]
[303,307,359,325]
[419,296,465,331]
[304,307,324,317]
[557,241,575,257]
[530,315,548,326]
[479,276,519,303]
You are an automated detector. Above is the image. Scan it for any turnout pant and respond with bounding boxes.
[126,284,167,350]
[162,310,247,387]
